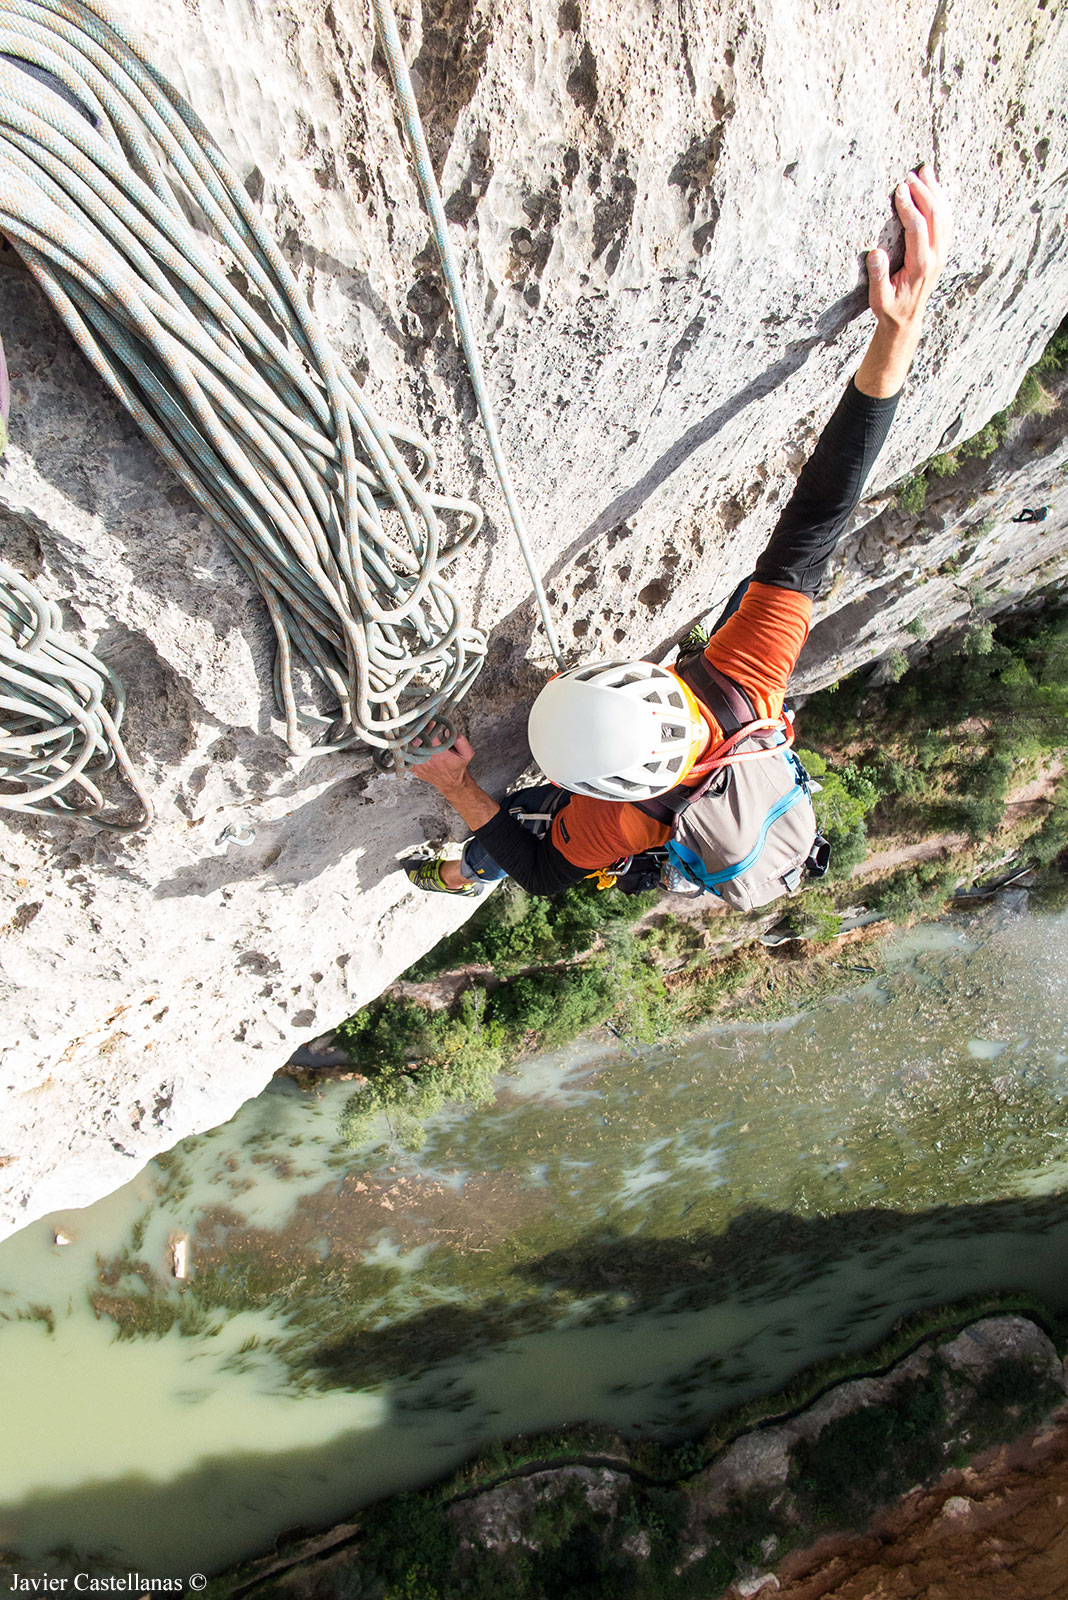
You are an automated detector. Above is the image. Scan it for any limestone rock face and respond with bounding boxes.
[2,0,1068,1235]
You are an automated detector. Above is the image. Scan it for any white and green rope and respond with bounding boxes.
[0,0,519,775]
[370,0,564,672]
[0,555,153,825]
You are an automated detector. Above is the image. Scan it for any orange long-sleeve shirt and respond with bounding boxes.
[549,582,812,868]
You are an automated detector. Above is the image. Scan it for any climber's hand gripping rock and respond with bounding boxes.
[855,165,953,399]
[866,165,952,331]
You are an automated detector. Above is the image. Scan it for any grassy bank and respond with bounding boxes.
[210,1296,1067,1600]
[329,597,1068,1151]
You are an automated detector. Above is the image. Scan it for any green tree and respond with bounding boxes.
[796,751,881,878]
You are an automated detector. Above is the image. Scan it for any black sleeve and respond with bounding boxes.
[752,376,901,598]
[471,810,591,896]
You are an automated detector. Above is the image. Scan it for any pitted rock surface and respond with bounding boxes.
[2,0,1068,1233]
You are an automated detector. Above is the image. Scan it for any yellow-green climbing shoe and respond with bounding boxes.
[678,622,710,655]
[405,858,484,897]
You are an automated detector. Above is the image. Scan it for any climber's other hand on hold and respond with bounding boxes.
[409,732,475,797]
[408,732,502,833]
[866,165,953,334]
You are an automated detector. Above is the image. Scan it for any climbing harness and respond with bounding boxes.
[0,0,561,775]
[0,556,153,826]
[634,654,828,910]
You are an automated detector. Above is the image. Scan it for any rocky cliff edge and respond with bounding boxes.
[2,0,1068,1235]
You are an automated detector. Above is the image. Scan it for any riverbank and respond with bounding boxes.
[4,892,1068,1583]
[204,1303,1067,1600]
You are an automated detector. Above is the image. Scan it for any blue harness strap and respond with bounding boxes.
[667,762,808,892]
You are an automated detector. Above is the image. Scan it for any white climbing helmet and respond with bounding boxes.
[527,660,708,801]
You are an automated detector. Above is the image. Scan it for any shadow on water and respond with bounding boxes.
[4,1190,1068,1577]
[307,1191,1068,1390]
[0,1420,450,1581]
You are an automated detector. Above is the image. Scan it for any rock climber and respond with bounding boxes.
[405,167,952,899]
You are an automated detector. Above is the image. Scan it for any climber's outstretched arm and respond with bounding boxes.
[757,164,951,597]
[704,166,952,711]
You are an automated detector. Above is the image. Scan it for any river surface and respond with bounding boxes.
[2,900,1068,1579]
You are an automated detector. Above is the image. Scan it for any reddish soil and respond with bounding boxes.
[753,1418,1068,1600]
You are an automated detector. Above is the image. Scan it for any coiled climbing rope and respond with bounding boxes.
[3,326,149,826]
[0,0,553,769]
[0,556,153,825]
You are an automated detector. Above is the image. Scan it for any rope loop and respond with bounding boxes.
[0,0,498,767]
[0,556,154,827]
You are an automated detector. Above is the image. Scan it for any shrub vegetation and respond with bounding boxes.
[895,314,1068,513]
[793,750,880,878]
[337,885,674,1147]
[801,601,1068,850]
[408,881,660,980]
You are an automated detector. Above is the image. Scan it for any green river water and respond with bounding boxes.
[2,901,1067,1579]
